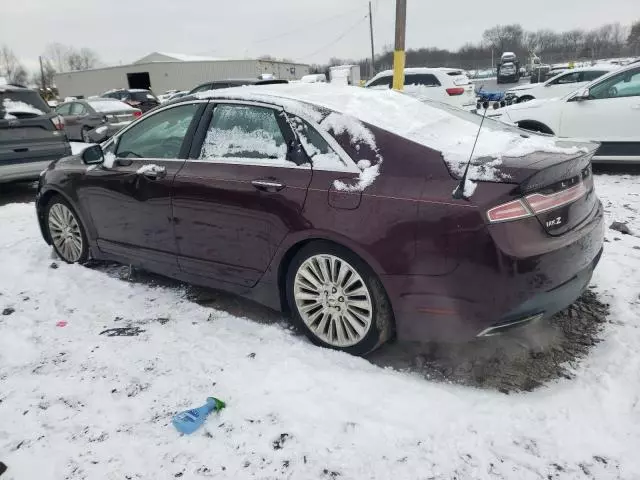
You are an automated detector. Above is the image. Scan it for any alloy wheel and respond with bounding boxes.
[293,254,373,348]
[48,203,83,262]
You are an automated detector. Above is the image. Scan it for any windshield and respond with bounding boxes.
[0,90,50,119]
[88,100,135,113]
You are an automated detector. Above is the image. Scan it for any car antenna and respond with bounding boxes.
[452,101,490,200]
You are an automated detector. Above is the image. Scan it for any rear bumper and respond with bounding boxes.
[384,200,604,343]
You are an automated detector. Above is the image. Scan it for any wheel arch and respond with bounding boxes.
[516,120,555,135]
[37,187,90,245]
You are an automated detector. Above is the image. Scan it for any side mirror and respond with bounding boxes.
[287,141,310,166]
[571,88,590,102]
[87,125,109,143]
[81,144,104,165]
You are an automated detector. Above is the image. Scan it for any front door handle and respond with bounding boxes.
[251,179,285,192]
[137,164,166,180]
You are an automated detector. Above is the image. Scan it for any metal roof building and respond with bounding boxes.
[54,52,310,98]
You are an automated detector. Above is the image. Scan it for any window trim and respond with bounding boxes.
[99,100,207,165]
[187,99,360,173]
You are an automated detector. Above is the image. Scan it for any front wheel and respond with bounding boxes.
[286,242,393,356]
[46,196,89,263]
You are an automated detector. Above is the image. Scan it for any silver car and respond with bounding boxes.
[55,99,141,142]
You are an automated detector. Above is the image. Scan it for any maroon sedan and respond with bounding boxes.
[35,85,604,356]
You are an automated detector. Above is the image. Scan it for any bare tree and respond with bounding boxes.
[44,43,100,72]
[0,45,28,85]
[629,20,640,55]
[482,24,524,53]
[44,43,70,72]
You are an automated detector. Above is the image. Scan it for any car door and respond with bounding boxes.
[560,66,640,144]
[66,102,88,140]
[171,101,312,288]
[79,101,205,271]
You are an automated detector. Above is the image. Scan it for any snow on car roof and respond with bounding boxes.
[371,67,463,78]
[196,83,588,174]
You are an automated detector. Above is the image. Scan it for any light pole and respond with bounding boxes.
[392,0,407,91]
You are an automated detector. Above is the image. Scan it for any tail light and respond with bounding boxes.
[51,114,65,130]
[487,182,587,223]
[487,199,532,223]
[446,87,465,96]
[524,182,587,214]
[133,110,142,118]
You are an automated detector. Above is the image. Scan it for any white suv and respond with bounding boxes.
[500,63,640,163]
[365,68,476,111]
[506,65,619,102]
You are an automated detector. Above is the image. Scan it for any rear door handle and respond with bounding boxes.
[251,179,285,192]
[13,148,28,153]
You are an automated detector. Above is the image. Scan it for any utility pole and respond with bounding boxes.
[39,56,46,91]
[392,0,407,91]
[368,1,376,79]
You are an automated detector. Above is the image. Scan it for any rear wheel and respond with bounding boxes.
[81,127,91,143]
[46,196,89,263]
[519,95,535,103]
[286,242,393,356]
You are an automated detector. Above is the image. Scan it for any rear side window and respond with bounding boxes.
[1,91,50,119]
[404,74,441,87]
[290,117,346,170]
[200,104,287,161]
[367,76,392,88]
[582,70,608,82]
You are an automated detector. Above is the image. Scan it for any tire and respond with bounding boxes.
[81,127,91,143]
[285,241,393,356]
[519,96,535,103]
[45,195,89,263]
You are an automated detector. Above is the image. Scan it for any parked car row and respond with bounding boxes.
[499,62,640,163]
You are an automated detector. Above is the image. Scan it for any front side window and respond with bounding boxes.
[70,103,86,115]
[367,76,392,88]
[55,103,72,115]
[199,104,287,162]
[552,72,581,85]
[589,68,640,100]
[115,103,199,159]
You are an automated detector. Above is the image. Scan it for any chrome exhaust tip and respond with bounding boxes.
[477,313,545,337]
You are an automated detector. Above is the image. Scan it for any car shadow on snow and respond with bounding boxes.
[85,261,609,394]
[0,181,38,207]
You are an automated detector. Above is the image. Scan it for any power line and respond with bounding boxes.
[298,14,369,61]
[253,6,367,45]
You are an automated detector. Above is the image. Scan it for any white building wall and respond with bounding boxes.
[54,60,310,98]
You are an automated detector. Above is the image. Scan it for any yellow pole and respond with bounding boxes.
[392,0,407,91]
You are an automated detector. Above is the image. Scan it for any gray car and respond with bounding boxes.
[55,99,141,142]
[1,84,70,183]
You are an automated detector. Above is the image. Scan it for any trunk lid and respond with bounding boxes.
[0,113,69,166]
[455,142,599,236]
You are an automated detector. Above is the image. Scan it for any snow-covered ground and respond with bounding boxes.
[0,175,639,479]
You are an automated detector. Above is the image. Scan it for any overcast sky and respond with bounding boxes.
[1,0,638,71]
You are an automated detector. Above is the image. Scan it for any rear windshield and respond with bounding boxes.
[1,90,50,119]
[88,100,135,113]
[130,91,158,102]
